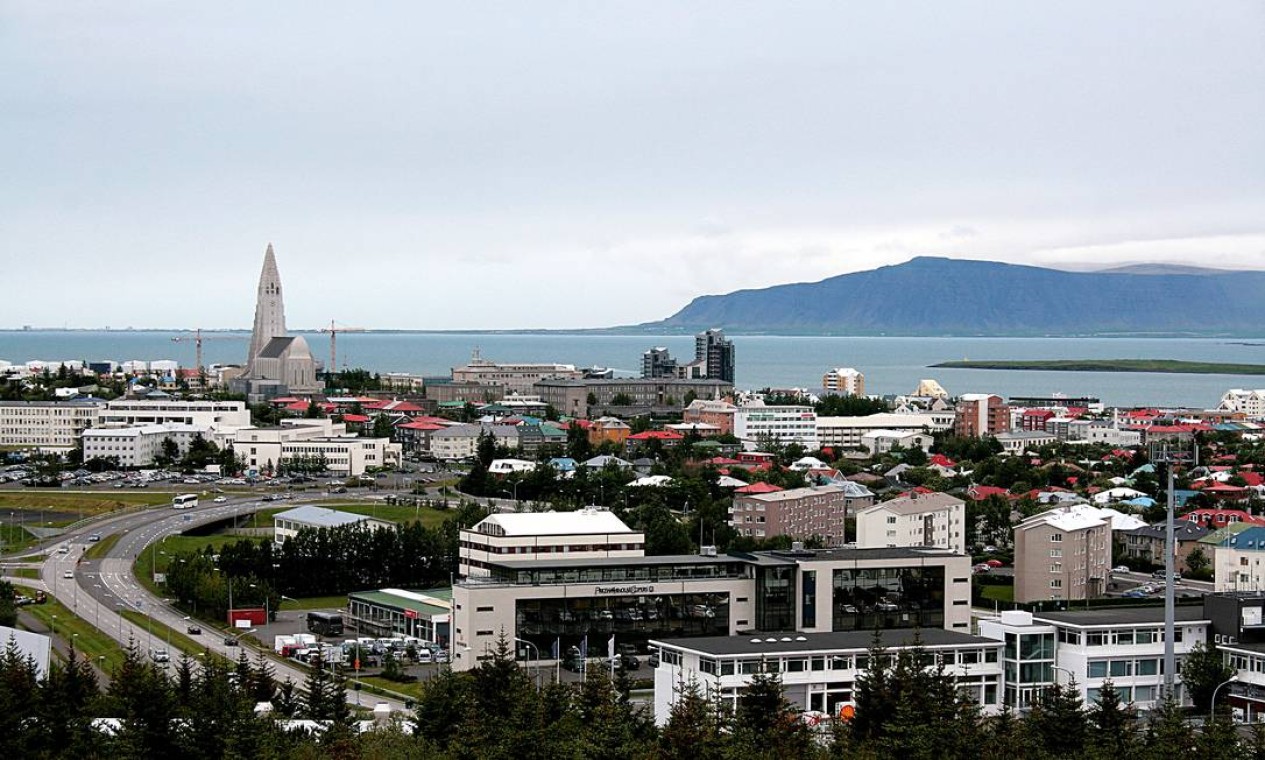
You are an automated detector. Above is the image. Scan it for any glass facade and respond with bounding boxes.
[801,570,817,628]
[515,591,730,656]
[757,566,796,631]
[830,566,946,631]
[490,561,750,586]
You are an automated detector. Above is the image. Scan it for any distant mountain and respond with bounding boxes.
[641,256,1265,336]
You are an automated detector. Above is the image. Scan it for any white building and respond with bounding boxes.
[859,429,933,456]
[273,505,393,543]
[452,350,584,395]
[1220,389,1265,419]
[650,629,1002,724]
[458,508,645,578]
[816,411,952,450]
[0,626,51,678]
[229,419,400,475]
[994,430,1059,455]
[821,367,865,396]
[855,492,967,554]
[488,458,536,475]
[431,423,519,462]
[734,400,819,449]
[82,423,209,467]
[978,607,1209,711]
[101,399,251,432]
[0,400,105,452]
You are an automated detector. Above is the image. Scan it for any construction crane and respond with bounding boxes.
[318,320,367,373]
[170,329,247,374]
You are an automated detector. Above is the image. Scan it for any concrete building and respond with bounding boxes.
[734,400,819,448]
[1220,389,1265,419]
[534,378,732,418]
[100,399,250,431]
[1211,526,1265,592]
[855,492,967,554]
[273,505,393,543]
[859,429,933,456]
[683,399,738,436]
[234,244,321,402]
[696,329,736,384]
[650,628,1001,724]
[994,430,1058,455]
[81,423,209,467]
[229,419,399,475]
[730,484,870,547]
[430,423,518,462]
[978,607,1209,710]
[954,394,1010,438]
[821,367,865,396]
[0,626,51,678]
[347,587,452,644]
[450,545,974,671]
[458,508,645,578]
[816,411,952,450]
[452,349,583,395]
[0,400,104,452]
[1121,521,1210,572]
[1013,504,1112,603]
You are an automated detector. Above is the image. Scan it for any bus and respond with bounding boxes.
[171,493,199,510]
[307,611,344,636]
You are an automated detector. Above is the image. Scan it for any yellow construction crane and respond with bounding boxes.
[318,320,367,372]
[170,329,247,373]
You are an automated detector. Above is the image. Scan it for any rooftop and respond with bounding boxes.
[1033,605,1208,627]
[864,491,964,516]
[469,508,636,537]
[274,505,384,529]
[651,628,994,657]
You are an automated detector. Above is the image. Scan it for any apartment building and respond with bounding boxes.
[81,423,209,467]
[100,399,250,431]
[451,350,583,395]
[1211,526,1265,592]
[458,508,645,578]
[954,394,1010,438]
[1220,389,1265,419]
[683,399,738,436]
[821,367,865,396]
[1120,521,1210,572]
[1013,504,1112,603]
[854,491,967,554]
[993,430,1058,455]
[229,419,400,475]
[534,378,732,418]
[816,411,952,450]
[730,484,872,546]
[0,400,104,452]
[650,628,1002,724]
[734,400,819,448]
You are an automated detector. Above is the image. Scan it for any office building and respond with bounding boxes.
[273,505,394,544]
[81,423,209,467]
[458,508,645,578]
[452,349,583,396]
[734,399,819,448]
[0,400,104,452]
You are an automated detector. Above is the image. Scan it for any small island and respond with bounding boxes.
[930,358,1265,375]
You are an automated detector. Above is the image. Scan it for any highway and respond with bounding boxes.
[10,493,409,713]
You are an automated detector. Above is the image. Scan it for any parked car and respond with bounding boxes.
[1112,565,1131,573]
[973,563,991,574]
[619,653,641,670]
[213,496,228,503]
[985,559,1004,568]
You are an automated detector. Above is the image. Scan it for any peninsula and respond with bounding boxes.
[930,359,1265,375]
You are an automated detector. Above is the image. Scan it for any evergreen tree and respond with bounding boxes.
[1024,680,1087,757]
[413,667,474,752]
[729,669,814,759]
[1183,641,1236,711]
[1086,680,1140,759]
[1197,707,1243,760]
[660,678,725,760]
[105,641,179,759]
[38,648,100,759]
[576,661,643,760]
[1144,693,1196,756]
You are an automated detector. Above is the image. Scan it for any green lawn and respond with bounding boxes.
[0,522,37,553]
[357,674,424,701]
[118,609,211,658]
[980,585,1015,603]
[12,583,129,673]
[0,490,171,514]
[312,502,453,528]
[279,594,348,611]
[8,567,39,579]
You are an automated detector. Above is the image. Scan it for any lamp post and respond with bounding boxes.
[1211,676,1238,722]
[51,614,57,638]
[515,637,541,691]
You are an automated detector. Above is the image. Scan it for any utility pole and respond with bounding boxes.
[1151,442,1184,699]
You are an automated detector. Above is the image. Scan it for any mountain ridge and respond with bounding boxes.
[637,256,1265,336]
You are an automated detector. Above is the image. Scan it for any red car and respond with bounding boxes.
[985,559,1004,568]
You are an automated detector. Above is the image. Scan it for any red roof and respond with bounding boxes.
[397,419,446,431]
[270,397,301,405]
[342,414,370,423]
[929,454,957,468]
[735,482,784,495]
[967,485,1010,501]
[1242,472,1265,487]
[1196,482,1248,493]
[896,486,936,498]
[627,430,685,441]
[703,456,742,466]
[364,399,426,413]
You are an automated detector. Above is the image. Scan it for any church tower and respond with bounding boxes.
[246,243,287,376]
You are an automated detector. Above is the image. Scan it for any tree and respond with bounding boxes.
[729,669,813,759]
[372,413,394,440]
[1086,680,1140,758]
[660,678,725,760]
[1186,546,1211,579]
[1183,641,1235,712]
[0,580,16,627]
[1024,680,1087,756]
[1144,693,1196,755]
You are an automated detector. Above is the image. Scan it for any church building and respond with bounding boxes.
[231,244,322,402]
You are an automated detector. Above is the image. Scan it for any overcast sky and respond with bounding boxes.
[3,2,1263,330]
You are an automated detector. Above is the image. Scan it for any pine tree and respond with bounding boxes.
[849,631,893,744]
[729,669,814,759]
[1197,707,1243,760]
[1086,680,1140,759]
[1144,692,1196,756]
[413,667,474,752]
[660,678,725,760]
[1024,680,1087,757]
[105,641,179,759]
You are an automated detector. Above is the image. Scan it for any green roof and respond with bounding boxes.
[1200,522,1253,544]
[438,401,466,408]
[348,587,452,618]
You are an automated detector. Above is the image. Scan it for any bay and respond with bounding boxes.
[1,330,1262,409]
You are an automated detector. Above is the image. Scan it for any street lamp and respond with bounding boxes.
[515,637,541,692]
[1211,676,1238,722]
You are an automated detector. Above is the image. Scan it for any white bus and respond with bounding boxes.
[172,493,199,510]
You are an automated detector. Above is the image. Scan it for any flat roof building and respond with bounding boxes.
[273,505,393,544]
[459,508,644,578]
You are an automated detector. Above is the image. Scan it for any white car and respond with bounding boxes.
[63,571,73,579]
[1112,565,1130,573]
[213,496,228,503]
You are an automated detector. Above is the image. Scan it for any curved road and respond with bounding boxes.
[12,494,408,712]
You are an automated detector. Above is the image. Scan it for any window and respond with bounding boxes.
[1050,533,1063,542]
[476,606,494,612]
[1137,659,1159,676]
[1088,660,1108,678]
[1050,579,1063,589]
[1110,660,1132,678]
[1115,630,1134,645]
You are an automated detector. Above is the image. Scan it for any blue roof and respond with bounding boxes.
[1218,525,1265,549]
[1173,490,1200,508]
[1125,496,1157,507]
[548,457,578,471]
[274,505,377,528]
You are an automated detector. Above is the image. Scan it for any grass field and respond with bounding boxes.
[312,502,453,528]
[9,567,39,579]
[0,490,170,514]
[12,583,129,673]
[278,594,347,611]
[84,533,121,561]
[358,674,424,701]
[118,608,210,658]
[0,522,37,553]
[980,585,1015,603]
